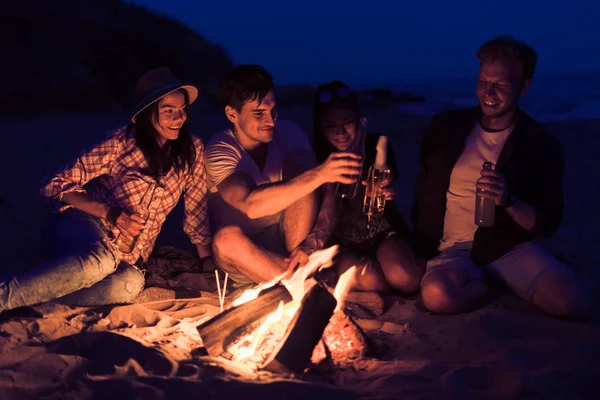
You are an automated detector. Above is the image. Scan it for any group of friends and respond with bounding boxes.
[0,36,591,321]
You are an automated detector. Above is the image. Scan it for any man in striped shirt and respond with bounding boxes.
[205,65,362,283]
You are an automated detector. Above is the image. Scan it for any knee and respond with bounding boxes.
[545,285,591,321]
[421,279,460,315]
[212,226,244,260]
[386,267,422,295]
[532,271,592,321]
[118,267,145,302]
[355,270,387,292]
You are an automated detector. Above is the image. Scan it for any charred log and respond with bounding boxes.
[196,285,293,356]
[261,283,337,374]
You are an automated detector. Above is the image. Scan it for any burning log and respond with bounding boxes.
[261,283,337,374]
[322,310,368,366]
[196,285,293,357]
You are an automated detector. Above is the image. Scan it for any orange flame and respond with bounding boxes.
[225,245,358,366]
[333,265,359,313]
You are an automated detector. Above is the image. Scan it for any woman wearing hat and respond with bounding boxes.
[0,68,211,311]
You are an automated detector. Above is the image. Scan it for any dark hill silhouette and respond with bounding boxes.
[0,0,234,115]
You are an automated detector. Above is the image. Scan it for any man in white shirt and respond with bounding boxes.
[413,37,590,320]
[205,65,361,283]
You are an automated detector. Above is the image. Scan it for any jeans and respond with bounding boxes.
[0,209,145,311]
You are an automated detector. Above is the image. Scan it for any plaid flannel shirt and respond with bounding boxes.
[40,126,211,265]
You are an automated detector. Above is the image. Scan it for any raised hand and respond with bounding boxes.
[317,152,362,184]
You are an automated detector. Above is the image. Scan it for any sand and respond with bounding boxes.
[1,110,599,399]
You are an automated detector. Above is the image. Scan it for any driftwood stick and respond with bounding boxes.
[197,284,293,356]
[261,283,337,374]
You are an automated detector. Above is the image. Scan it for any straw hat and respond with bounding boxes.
[131,67,198,123]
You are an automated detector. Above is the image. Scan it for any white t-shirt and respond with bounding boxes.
[439,123,514,251]
[204,120,312,234]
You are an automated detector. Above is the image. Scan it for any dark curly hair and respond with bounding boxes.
[218,65,274,111]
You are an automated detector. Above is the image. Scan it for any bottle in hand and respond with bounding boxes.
[116,183,157,253]
[363,135,391,221]
[335,117,368,199]
[475,161,495,227]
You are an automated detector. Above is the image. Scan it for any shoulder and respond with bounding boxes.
[422,108,476,146]
[86,125,132,154]
[204,128,243,175]
[190,134,205,152]
[518,111,565,158]
[102,125,129,142]
[429,107,477,129]
[205,128,241,158]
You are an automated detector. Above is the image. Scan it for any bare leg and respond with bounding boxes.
[281,190,318,252]
[281,149,319,252]
[336,252,389,292]
[376,235,423,294]
[530,270,590,321]
[421,267,488,315]
[486,242,591,321]
[212,226,287,283]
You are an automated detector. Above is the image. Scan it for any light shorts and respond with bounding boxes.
[422,241,571,300]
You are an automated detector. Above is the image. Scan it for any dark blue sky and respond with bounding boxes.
[132,0,600,87]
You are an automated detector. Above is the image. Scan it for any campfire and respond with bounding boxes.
[197,246,368,374]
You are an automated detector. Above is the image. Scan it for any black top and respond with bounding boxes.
[329,133,412,253]
[411,107,565,266]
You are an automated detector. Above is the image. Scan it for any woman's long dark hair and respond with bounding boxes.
[128,89,196,178]
[313,80,360,163]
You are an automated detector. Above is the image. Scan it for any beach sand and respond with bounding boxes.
[1,110,599,399]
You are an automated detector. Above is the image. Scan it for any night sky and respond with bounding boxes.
[132,0,600,87]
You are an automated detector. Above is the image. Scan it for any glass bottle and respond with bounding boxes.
[475,161,495,227]
[115,183,157,253]
[363,135,391,224]
[335,117,368,199]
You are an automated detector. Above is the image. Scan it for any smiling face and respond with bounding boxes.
[226,89,278,148]
[476,58,530,128]
[321,103,358,151]
[152,91,188,144]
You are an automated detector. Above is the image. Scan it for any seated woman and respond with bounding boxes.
[313,81,422,294]
[0,68,211,312]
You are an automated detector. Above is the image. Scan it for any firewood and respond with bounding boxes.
[322,310,368,366]
[261,283,337,374]
[344,291,384,316]
[196,285,293,356]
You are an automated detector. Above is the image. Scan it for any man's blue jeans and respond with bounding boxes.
[0,209,144,311]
